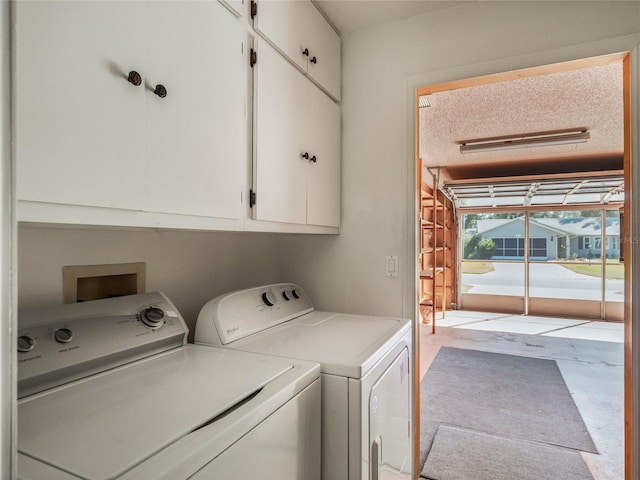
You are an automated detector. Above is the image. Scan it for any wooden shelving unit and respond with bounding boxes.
[419,176,456,333]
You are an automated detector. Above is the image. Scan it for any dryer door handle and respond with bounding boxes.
[371,436,381,480]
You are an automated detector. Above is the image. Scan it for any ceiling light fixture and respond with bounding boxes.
[459,128,590,154]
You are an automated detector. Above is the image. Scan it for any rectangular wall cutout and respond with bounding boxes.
[63,262,146,303]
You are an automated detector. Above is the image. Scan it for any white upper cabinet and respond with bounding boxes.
[304,76,340,227]
[144,2,243,220]
[14,1,244,228]
[15,1,147,211]
[252,0,341,101]
[253,39,340,228]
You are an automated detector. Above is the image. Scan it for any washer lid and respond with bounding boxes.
[18,346,303,480]
[228,312,411,378]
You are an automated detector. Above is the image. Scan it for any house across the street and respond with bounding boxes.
[471,216,620,261]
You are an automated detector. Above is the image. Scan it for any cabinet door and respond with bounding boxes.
[252,0,309,73]
[253,39,307,225]
[15,1,146,210]
[302,3,341,101]
[253,0,340,100]
[304,80,340,227]
[144,1,243,220]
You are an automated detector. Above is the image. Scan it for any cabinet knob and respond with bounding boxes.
[310,56,317,64]
[302,48,309,57]
[154,84,167,98]
[127,71,142,86]
[310,155,317,163]
[301,152,309,160]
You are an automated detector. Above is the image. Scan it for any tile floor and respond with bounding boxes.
[420,311,624,480]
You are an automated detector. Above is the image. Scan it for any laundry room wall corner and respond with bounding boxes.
[278,1,640,320]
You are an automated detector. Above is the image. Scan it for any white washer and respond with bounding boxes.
[195,283,413,480]
[17,292,321,480]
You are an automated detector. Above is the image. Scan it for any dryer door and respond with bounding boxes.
[369,347,411,480]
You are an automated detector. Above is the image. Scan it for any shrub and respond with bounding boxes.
[464,235,495,259]
[476,237,496,259]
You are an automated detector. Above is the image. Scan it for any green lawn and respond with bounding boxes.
[561,262,625,280]
[461,262,494,274]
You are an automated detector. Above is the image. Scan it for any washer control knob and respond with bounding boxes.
[54,328,74,344]
[140,307,165,329]
[262,291,277,307]
[291,289,300,299]
[282,291,291,301]
[17,335,36,353]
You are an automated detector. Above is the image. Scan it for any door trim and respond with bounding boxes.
[405,33,640,480]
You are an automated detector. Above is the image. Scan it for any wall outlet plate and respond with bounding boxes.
[385,255,399,277]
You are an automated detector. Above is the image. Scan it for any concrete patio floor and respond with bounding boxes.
[420,311,624,480]
[434,310,624,342]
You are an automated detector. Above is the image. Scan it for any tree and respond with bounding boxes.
[464,235,480,258]
[464,214,478,230]
[578,210,601,218]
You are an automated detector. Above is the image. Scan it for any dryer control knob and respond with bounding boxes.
[262,291,277,307]
[282,291,291,301]
[140,307,165,329]
[291,289,300,299]
[54,328,74,344]
[17,335,36,353]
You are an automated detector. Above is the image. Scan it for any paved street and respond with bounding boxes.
[462,262,624,301]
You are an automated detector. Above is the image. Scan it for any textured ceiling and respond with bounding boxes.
[419,60,624,180]
[315,0,470,33]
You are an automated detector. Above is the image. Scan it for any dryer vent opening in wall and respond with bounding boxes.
[63,262,146,303]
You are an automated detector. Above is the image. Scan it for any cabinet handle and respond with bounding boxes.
[301,152,309,160]
[127,71,142,86]
[154,84,167,98]
[310,56,317,64]
[302,48,309,57]
[310,155,317,163]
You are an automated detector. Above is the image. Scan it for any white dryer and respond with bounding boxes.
[17,292,321,480]
[195,283,413,480]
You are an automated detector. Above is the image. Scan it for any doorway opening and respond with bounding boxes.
[415,51,630,480]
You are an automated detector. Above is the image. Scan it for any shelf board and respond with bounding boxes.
[419,295,444,305]
[421,220,444,228]
[421,247,450,254]
[420,268,444,279]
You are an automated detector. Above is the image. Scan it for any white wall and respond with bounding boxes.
[278,1,640,317]
[18,227,281,340]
